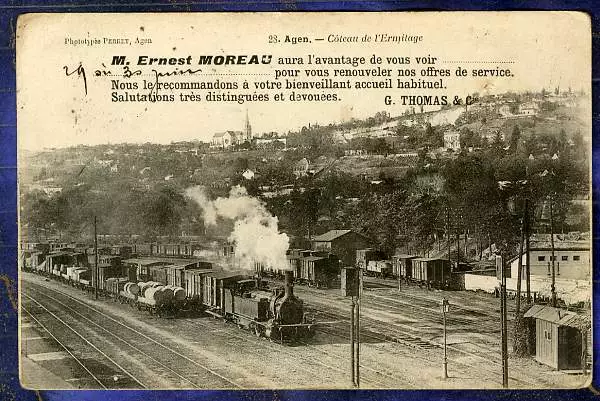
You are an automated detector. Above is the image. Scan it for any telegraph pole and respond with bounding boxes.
[350,295,355,386]
[525,199,531,303]
[442,298,449,379]
[550,199,557,307]
[355,269,362,388]
[455,215,460,266]
[94,216,98,300]
[446,207,450,284]
[499,254,509,387]
[516,208,525,316]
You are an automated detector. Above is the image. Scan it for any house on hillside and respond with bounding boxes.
[443,129,461,151]
[519,101,539,116]
[310,229,372,266]
[242,169,255,180]
[254,137,286,149]
[293,158,309,178]
[480,120,506,142]
[498,104,513,117]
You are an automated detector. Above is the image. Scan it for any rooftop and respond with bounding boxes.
[207,271,248,280]
[524,305,590,330]
[529,233,590,251]
[124,258,169,266]
[393,254,418,259]
[413,257,447,262]
[311,229,353,242]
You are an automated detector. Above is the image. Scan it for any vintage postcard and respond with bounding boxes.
[16,12,591,389]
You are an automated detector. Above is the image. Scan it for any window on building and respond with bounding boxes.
[573,255,580,261]
[561,256,568,261]
[538,256,546,262]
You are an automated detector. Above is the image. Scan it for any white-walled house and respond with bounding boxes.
[509,234,590,280]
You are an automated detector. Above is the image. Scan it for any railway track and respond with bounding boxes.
[306,303,544,388]
[24,282,243,389]
[360,295,503,336]
[23,278,403,388]
[21,300,146,389]
[340,294,526,368]
[22,273,562,389]
[351,287,535,367]
[294,328,420,389]
[156,300,399,388]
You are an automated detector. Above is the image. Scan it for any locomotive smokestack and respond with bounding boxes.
[284,270,294,298]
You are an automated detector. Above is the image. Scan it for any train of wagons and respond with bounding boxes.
[21,243,315,342]
[22,239,460,306]
[356,248,460,290]
[255,249,341,289]
[256,247,460,290]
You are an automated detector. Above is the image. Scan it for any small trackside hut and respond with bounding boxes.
[524,305,590,371]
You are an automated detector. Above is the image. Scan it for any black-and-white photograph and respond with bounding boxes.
[17,12,592,389]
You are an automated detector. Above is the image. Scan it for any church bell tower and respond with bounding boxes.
[244,109,252,140]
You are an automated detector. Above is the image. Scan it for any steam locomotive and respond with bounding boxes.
[203,270,315,341]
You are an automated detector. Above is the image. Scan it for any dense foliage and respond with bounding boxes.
[21,100,589,260]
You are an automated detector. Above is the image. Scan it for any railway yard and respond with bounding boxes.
[20,271,588,390]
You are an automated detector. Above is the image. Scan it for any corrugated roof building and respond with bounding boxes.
[524,305,590,370]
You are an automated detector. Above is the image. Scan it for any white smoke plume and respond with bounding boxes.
[185,186,290,271]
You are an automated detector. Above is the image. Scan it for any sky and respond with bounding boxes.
[17,12,591,151]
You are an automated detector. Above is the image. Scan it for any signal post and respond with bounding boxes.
[342,266,361,387]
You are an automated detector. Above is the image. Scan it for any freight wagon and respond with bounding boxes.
[411,257,452,289]
[297,255,339,288]
[391,254,418,279]
[365,260,393,277]
[183,269,215,302]
[356,248,386,270]
[92,264,123,292]
[164,261,210,284]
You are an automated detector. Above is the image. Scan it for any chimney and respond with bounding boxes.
[284,270,294,298]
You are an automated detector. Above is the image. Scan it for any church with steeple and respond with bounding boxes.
[209,109,253,149]
[244,109,252,141]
